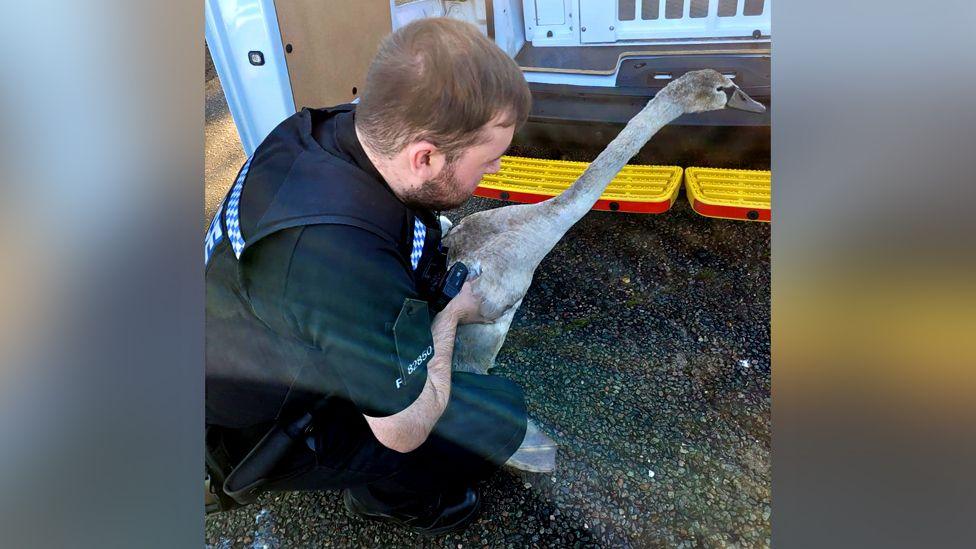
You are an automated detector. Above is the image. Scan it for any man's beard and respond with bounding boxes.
[401,160,470,211]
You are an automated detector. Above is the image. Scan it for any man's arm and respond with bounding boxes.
[363,278,487,453]
[363,305,457,453]
[279,224,489,452]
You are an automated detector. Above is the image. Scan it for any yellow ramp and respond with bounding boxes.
[684,167,771,222]
[475,156,683,214]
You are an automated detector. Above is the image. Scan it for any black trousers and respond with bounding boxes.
[229,372,528,507]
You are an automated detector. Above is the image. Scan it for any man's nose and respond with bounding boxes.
[486,159,501,174]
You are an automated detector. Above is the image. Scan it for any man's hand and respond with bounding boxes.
[442,277,492,325]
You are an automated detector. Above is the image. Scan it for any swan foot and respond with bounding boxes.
[504,417,558,473]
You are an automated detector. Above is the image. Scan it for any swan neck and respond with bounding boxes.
[538,96,684,238]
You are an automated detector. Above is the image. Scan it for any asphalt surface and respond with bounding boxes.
[204,50,770,548]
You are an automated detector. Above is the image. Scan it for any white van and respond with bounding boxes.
[206,0,769,167]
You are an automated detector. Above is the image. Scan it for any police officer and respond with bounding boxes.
[205,18,532,536]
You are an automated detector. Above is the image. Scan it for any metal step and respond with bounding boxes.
[684,167,770,221]
[475,155,683,214]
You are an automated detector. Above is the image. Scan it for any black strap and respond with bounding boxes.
[248,214,400,248]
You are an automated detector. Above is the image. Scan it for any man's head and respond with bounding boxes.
[355,17,531,210]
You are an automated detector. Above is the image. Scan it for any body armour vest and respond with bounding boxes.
[205,105,444,428]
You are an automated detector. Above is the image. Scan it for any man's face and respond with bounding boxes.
[406,118,515,211]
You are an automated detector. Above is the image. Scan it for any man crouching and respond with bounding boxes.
[205,17,531,536]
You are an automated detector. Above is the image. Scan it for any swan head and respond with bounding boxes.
[657,69,766,114]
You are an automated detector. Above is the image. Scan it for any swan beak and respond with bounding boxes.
[725,86,766,113]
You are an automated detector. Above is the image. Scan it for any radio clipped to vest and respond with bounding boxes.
[415,244,468,313]
[434,262,469,312]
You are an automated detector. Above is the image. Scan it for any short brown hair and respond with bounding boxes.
[356,17,531,161]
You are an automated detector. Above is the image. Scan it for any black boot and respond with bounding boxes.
[342,485,480,537]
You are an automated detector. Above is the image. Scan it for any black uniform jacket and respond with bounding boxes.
[205,105,443,432]
[205,106,527,481]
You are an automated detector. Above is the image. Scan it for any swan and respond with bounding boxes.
[443,69,765,471]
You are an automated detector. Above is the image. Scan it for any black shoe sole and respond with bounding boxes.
[342,489,481,538]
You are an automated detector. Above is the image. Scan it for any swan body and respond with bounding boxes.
[442,70,765,471]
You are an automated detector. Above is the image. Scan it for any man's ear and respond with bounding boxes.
[404,140,445,181]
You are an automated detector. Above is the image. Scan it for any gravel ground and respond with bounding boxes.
[205,50,770,548]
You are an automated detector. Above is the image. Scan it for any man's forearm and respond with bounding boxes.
[364,306,459,453]
[425,305,460,410]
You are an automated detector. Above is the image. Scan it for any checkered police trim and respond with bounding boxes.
[204,200,224,265]
[225,156,254,259]
[410,218,426,270]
